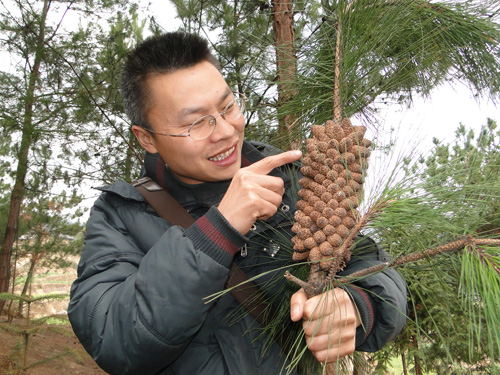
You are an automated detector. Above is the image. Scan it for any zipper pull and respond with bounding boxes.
[240,244,248,257]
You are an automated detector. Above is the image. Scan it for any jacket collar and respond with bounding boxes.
[96,141,291,210]
[142,140,290,208]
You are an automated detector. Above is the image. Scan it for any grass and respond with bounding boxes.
[379,355,438,375]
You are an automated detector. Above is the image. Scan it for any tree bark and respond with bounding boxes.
[17,250,44,317]
[0,0,49,312]
[271,0,300,151]
[412,335,423,375]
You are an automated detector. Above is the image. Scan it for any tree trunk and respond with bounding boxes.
[0,0,49,312]
[412,335,423,375]
[232,0,244,96]
[17,251,43,317]
[353,352,367,375]
[414,356,423,375]
[271,0,300,151]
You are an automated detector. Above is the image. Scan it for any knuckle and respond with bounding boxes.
[314,351,327,363]
[335,287,347,298]
[303,321,314,336]
[311,340,325,354]
[302,320,310,331]
[304,335,312,346]
[303,303,314,318]
[347,343,355,355]
[233,168,245,178]
[237,172,252,184]
[340,344,355,359]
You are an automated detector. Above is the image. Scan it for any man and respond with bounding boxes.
[68,32,407,375]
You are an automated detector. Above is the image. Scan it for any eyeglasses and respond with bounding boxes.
[146,93,247,141]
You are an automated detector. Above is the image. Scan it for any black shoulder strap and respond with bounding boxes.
[132,177,275,328]
[133,177,195,229]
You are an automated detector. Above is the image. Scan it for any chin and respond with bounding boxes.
[215,166,240,182]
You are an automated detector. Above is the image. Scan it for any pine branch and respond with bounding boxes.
[335,236,500,285]
[333,18,342,124]
[285,197,388,297]
[286,235,500,294]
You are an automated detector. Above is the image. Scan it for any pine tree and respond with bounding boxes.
[272,0,300,150]
[67,9,149,185]
[288,0,500,128]
[367,119,500,374]
[171,0,284,145]
[195,1,500,373]
[0,0,136,312]
[281,2,500,373]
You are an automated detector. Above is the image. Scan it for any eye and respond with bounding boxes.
[175,123,193,134]
[224,99,237,113]
[189,115,216,140]
[191,115,212,129]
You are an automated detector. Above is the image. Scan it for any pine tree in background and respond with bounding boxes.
[0,0,139,312]
[367,119,500,374]
[287,0,500,128]
[69,9,150,185]
[170,0,286,145]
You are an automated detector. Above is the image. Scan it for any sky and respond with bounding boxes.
[376,83,498,149]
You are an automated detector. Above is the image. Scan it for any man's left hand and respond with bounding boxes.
[290,288,360,363]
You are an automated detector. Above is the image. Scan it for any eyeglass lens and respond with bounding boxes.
[189,98,245,140]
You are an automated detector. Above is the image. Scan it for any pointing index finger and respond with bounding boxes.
[247,150,302,175]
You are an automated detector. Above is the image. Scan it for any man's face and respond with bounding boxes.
[133,61,245,184]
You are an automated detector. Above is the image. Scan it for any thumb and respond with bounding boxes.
[290,288,307,322]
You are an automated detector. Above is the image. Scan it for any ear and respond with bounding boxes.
[132,125,159,154]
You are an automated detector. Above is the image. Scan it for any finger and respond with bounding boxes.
[237,173,285,195]
[310,341,355,364]
[245,150,302,176]
[305,331,356,362]
[303,311,336,337]
[303,288,350,321]
[290,288,307,321]
[303,312,357,339]
[251,188,284,220]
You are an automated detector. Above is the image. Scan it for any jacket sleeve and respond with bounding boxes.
[68,189,246,375]
[339,235,408,352]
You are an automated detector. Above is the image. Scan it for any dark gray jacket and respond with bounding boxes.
[68,141,407,375]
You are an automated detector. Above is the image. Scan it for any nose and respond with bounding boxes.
[210,114,236,141]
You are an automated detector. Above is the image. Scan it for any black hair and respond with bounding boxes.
[120,32,220,129]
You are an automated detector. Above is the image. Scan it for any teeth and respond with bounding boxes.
[209,146,235,162]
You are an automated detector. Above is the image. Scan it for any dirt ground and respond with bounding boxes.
[0,316,108,375]
[0,256,108,375]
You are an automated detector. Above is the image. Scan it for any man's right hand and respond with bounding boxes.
[218,150,302,235]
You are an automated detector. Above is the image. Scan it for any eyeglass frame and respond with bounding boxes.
[145,92,247,141]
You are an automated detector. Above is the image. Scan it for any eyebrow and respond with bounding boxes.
[179,86,233,118]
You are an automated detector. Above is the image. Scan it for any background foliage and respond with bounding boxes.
[0,0,499,374]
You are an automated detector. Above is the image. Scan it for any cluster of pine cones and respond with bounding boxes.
[291,118,371,275]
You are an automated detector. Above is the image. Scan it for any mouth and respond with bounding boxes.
[209,145,236,162]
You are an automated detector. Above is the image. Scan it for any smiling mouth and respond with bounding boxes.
[209,146,236,162]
